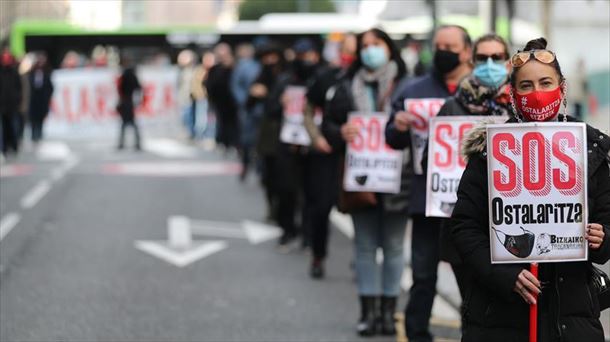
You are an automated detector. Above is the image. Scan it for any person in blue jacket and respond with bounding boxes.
[385,25,472,342]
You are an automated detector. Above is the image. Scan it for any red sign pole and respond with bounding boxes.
[529,263,539,342]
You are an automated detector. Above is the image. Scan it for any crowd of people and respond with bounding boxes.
[2,24,608,341]
[0,48,54,159]
[182,25,609,341]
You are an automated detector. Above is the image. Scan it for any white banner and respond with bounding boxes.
[487,123,588,264]
[279,86,321,146]
[47,67,179,138]
[404,98,445,175]
[344,112,403,194]
[425,116,507,217]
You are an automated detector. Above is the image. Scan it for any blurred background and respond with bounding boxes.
[0,1,608,341]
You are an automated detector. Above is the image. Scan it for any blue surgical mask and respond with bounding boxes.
[360,46,388,70]
[473,58,508,89]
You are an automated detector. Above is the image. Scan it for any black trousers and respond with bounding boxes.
[118,117,141,148]
[274,144,303,237]
[1,114,18,154]
[404,214,441,342]
[302,153,338,259]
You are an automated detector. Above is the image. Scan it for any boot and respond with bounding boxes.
[379,296,397,335]
[357,296,377,336]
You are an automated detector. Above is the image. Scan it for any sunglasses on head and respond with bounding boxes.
[511,49,556,67]
[474,53,507,63]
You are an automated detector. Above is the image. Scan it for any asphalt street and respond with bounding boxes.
[0,135,608,341]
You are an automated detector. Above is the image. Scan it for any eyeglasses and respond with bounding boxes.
[474,53,507,63]
[510,49,556,67]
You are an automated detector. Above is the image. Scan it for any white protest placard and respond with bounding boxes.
[344,112,403,194]
[279,86,319,146]
[425,116,507,217]
[48,66,179,139]
[404,98,445,175]
[487,122,588,264]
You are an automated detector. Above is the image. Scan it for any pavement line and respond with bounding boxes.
[20,180,52,209]
[50,157,80,181]
[0,212,21,241]
[329,208,354,239]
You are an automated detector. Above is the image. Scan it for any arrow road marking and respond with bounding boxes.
[189,219,281,244]
[135,240,227,268]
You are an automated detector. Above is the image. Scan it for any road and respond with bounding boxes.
[0,135,608,341]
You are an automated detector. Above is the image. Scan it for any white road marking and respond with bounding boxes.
[242,220,282,244]
[145,138,198,158]
[50,157,80,181]
[36,141,73,161]
[20,180,52,209]
[329,208,354,239]
[0,213,21,241]
[134,240,228,268]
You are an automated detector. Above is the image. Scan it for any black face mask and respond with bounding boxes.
[433,49,461,75]
[293,59,316,82]
[492,227,535,258]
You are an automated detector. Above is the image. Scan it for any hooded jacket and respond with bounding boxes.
[450,114,610,342]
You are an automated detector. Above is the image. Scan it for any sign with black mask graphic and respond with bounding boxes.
[344,112,403,194]
[425,116,507,218]
[486,123,588,264]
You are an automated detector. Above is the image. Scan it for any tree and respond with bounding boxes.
[238,0,336,21]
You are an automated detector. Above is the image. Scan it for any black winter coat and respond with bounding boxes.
[451,115,610,342]
[321,74,411,213]
[0,65,22,117]
[431,97,510,264]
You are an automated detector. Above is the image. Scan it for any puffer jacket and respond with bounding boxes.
[321,74,411,213]
[450,114,610,342]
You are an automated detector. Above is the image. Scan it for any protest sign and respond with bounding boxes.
[425,116,507,217]
[344,112,402,194]
[279,86,321,146]
[487,123,588,263]
[404,98,445,175]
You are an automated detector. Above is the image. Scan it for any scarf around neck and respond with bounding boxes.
[351,61,398,113]
[455,75,511,116]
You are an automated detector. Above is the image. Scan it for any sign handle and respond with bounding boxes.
[529,263,539,342]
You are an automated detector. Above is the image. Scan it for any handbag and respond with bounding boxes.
[590,265,610,311]
[336,156,377,213]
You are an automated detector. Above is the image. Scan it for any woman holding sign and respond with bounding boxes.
[451,38,610,341]
[321,28,409,336]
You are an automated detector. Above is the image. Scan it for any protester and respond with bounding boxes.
[231,43,261,181]
[28,52,53,144]
[451,37,610,342]
[385,25,472,342]
[271,38,323,250]
[177,49,198,140]
[321,28,409,336]
[0,48,22,157]
[192,51,215,144]
[432,33,512,301]
[303,32,357,278]
[206,43,238,153]
[116,56,142,150]
[251,42,284,223]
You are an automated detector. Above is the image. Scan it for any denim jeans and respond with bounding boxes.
[404,214,441,342]
[352,206,407,296]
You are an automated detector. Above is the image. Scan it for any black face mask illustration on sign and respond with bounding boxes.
[492,227,535,258]
[355,175,368,186]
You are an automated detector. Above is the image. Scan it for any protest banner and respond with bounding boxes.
[344,112,402,194]
[425,116,507,217]
[47,66,179,138]
[404,98,445,175]
[279,86,321,146]
[487,122,588,263]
